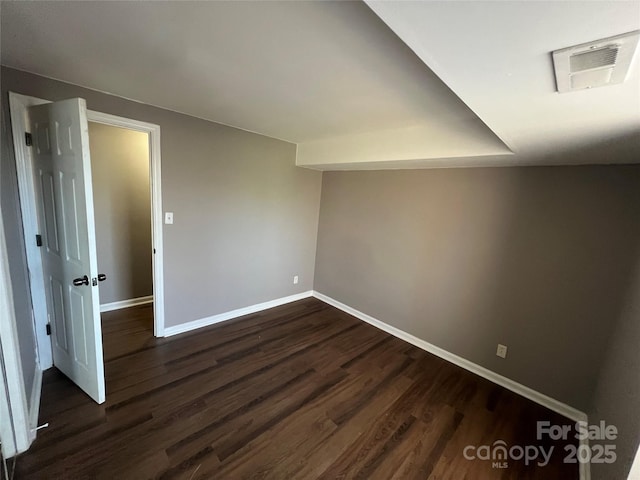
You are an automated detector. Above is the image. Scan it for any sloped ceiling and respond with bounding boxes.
[365,0,640,168]
[2,1,639,170]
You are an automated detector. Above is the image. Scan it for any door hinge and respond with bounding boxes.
[36,234,43,247]
[46,324,51,336]
[25,132,33,147]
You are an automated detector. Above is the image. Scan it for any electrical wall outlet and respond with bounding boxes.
[293,275,299,285]
[164,212,174,224]
[496,344,508,359]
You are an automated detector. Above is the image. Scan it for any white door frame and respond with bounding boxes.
[87,110,165,338]
[9,92,166,370]
[0,203,31,457]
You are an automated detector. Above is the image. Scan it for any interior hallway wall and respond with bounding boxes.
[89,122,152,305]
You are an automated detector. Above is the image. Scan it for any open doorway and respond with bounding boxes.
[88,121,155,359]
[87,110,165,339]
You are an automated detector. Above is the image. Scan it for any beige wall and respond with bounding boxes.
[89,122,152,305]
[589,255,640,480]
[1,67,322,332]
[314,166,640,411]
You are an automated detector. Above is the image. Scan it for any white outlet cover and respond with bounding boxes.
[164,212,174,224]
[293,275,299,284]
[496,344,508,358]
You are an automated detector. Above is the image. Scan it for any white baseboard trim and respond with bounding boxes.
[100,295,154,313]
[312,290,587,424]
[163,291,314,337]
[28,365,42,441]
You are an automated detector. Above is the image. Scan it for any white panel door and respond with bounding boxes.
[29,98,105,404]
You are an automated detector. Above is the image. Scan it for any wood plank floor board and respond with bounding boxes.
[387,404,460,480]
[104,318,360,415]
[287,373,415,480]
[14,299,578,479]
[163,367,322,462]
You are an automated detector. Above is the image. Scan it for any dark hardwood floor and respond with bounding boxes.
[15,298,578,479]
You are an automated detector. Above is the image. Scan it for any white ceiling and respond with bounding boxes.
[2,1,639,169]
[366,0,640,166]
[1,1,502,144]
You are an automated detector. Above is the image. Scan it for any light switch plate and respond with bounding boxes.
[164,212,174,224]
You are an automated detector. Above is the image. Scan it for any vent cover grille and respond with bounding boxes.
[570,46,618,73]
[552,31,639,93]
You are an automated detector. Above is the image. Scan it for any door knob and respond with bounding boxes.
[98,274,107,282]
[73,275,89,286]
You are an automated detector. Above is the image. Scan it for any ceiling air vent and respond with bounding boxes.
[552,31,640,93]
